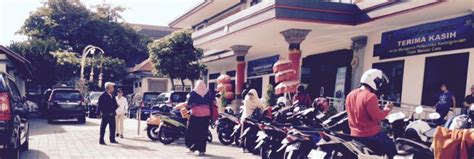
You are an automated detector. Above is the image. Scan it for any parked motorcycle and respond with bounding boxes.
[157,114,213,144]
[145,103,181,141]
[217,107,242,145]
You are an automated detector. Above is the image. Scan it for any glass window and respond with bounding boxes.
[52,90,82,101]
[373,60,404,104]
[8,79,21,100]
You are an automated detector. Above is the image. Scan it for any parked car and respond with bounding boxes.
[0,73,29,159]
[139,91,189,120]
[138,92,162,120]
[85,91,102,118]
[46,88,86,124]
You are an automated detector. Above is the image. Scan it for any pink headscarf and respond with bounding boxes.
[194,80,209,97]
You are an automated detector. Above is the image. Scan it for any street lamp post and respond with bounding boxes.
[80,45,105,93]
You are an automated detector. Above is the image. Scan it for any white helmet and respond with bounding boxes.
[360,69,389,91]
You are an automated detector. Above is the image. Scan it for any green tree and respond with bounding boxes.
[19,0,151,66]
[266,85,278,106]
[148,30,206,90]
[8,38,59,90]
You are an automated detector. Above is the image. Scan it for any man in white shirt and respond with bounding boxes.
[115,89,128,138]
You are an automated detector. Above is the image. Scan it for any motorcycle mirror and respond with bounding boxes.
[415,106,424,114]
[428,112,440,120]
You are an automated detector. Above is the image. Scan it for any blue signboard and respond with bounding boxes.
[379,14,474,59]
[247,55,279,77]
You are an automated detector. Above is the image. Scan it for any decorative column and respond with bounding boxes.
[350,36,368,89]
[280,29,311,81]
[230,45,252,100]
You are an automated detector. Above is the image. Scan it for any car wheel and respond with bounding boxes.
[78,115,86,124]
[2,130,20,159]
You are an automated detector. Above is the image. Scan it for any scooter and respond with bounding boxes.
[217,107,242,145]
[264,111,348,159]
[157,114,213,145]
[145,103,181,141]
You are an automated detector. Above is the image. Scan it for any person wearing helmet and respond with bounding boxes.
[345,69,396,158]
[292,84,312,108]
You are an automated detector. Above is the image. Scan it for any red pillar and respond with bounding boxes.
[288,50,302,81]
[236,61,246,98]
[230,45,251,99]
[280,29,311,82]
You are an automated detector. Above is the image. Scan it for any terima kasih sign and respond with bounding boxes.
[379,14,474,59]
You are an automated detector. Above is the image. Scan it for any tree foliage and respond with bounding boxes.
[19,0,151,66]
[52,51,127,86]
[148,30,206,90]
[8,38,59,89]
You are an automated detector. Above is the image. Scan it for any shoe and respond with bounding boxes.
[198,152,205,156]
[99,141,106,145]
[110,140,119,144]
[116,134,120,137]
[120,135,124,138]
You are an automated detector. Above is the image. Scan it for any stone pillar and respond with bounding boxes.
[230,45,251,99]
[230,45,251,112]
[280,29,311,81]
[350,36,368,89]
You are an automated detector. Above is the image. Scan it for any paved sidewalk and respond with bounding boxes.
[20,117,259,159]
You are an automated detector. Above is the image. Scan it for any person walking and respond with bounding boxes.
[463,84,474,114]
[292,84,312,108]
[185,80,214,156]
[345,69,396,158]
[240,89,267,152]
[97,82,119,145]
[115,89,128,138]
[434,83,456,125]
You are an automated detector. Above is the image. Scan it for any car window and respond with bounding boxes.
[8,79,21,100]
[170,93,187,102]
[156,94,166,102]
[89,92,102,101]
[0,76,7,92]
[143,93,160,102]
[52,90,82,101]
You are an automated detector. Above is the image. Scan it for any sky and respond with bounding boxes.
[0,0,203,45]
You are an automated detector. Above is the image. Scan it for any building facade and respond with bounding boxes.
[170,0,474,114]
[0,45,32,96]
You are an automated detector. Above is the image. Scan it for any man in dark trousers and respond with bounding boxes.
[97,82,119,145]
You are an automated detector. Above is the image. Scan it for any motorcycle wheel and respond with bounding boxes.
[158,128,175,145]
[245,134,259,154]
[146,126,160,141]
[218,131,234,145]
[207,131,213,143]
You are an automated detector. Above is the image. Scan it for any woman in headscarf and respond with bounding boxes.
[240,89,267,152]
[241,89,267,123]
[185,80,214,156]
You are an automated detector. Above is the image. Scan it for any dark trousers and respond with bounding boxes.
[100,114,116,142]
[185,115,210,152]
[436,107,449,125]
[356,132,397,159]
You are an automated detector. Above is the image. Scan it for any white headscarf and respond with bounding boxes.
[193,80,208,97]
[241,89,267,122]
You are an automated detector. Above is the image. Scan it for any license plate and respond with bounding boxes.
[285,142,300,152]
[308,149,327,158]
